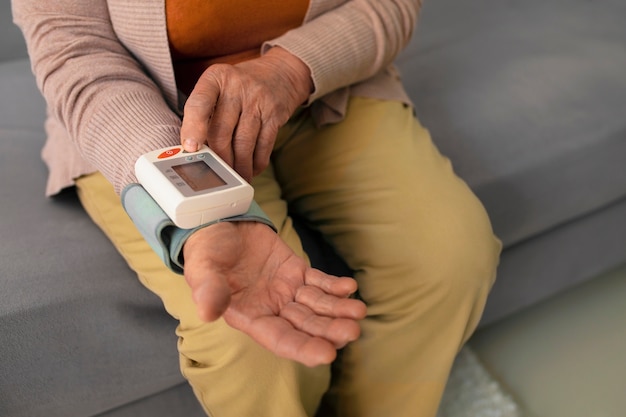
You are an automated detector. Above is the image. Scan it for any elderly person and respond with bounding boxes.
[12,0,501,415]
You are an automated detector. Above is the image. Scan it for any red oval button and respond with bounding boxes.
[157,148,181,159]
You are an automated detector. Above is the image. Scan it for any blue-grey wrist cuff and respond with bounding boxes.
[121,183,276,274]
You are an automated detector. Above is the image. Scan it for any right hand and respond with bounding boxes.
[180,47,313,182]
[183,221,367,367]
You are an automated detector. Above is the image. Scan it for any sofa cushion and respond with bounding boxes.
[396,0,626,247]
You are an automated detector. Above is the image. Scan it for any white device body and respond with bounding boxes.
[135,145,253,229]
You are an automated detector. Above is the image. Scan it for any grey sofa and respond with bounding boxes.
[2,0,625,416]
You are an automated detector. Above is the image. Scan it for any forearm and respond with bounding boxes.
[12,0,181,194]
[264,0,421,102]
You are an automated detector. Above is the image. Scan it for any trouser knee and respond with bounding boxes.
[357,193,502,333]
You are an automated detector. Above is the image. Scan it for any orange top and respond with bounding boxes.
[166,0,309,94]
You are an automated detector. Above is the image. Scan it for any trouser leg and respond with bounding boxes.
[272,98,502,417]
[76,170,330,417]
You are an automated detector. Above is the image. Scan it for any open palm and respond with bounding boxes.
[183,221,367,367]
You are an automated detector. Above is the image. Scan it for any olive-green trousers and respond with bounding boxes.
[77,97,501,417]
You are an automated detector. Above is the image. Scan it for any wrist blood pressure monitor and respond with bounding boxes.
[135,145,253,229]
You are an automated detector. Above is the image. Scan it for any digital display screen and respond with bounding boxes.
[172,161,227,192]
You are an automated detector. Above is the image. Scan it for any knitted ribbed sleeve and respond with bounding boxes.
[12,0,420,195]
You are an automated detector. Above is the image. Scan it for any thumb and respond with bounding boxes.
[184,260,232,322]
[180,73,220,153]
[194,277,232,322]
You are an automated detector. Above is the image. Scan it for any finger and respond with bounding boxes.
[232,109,262,181]
[295,285,367,320]
[183,237,232,322]
[191,277,232,322]
[180,72,221,152]
[280,302,361,348]
[244,315,338,367]
[206,95,241,167]
[304,268,359,298]
[252,118,279,177]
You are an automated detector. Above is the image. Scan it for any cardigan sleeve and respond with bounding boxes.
[11,0,182,194]
[263,0,422,103]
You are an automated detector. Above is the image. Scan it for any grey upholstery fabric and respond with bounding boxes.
[0,9,26,61]
[397,0,626,247]
[481,198,626,325]
[2,0,625,416]
[0,58,204,416]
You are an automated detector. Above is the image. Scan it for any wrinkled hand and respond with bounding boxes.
[183,221,367,367]
[180,47,313,182]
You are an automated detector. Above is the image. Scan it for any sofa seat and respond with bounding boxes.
[0,58,204,417]
[397,0,626,248]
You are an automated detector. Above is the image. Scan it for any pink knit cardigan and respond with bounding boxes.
[12,0,420,196]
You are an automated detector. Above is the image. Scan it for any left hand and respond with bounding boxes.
[183,221,367,367]
[180,47,313,182]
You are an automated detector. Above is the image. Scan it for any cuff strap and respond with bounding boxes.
[121,183,276,274]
